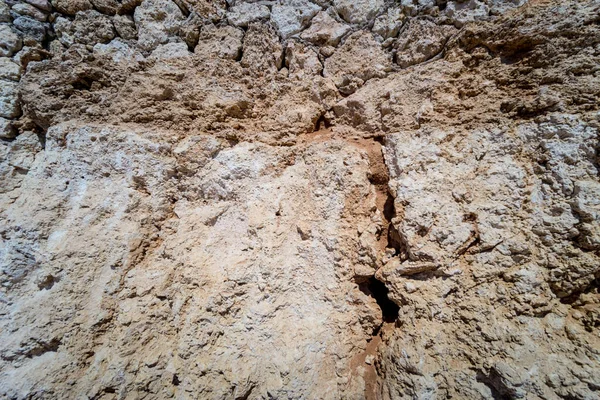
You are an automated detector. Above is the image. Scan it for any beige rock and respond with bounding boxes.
[285,40,323,79]
[195,24,243,60]
[0,24,22,57]
[394,19,456,68]
[300,10,350,47]
[1,1,600,399]
[324,31,392,93]
[51,0,93,15]
[0,57,21,81]
[240,22,283,74]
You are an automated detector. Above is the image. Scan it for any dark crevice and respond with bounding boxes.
[359,277,400,325]
[313,113,329,131]
[172,374,180,386]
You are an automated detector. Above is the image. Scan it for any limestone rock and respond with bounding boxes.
[113,14,137,40]
[51,0,93,15]
[11,3,48,21]
[90,0,120,15]
[271,0,320,39]
[0,24,22,56]
[240,22,283,74]
[324,30,392,93]
[24,0,53,12]
[0,1,10,22]
[285,40,323,79]
[300,10,350,46]
[55,10,116,46]
[394,19,456,68]
[12,15,48,43]
[444,0,490,28]
[0,56,21,80]
[195,24,243,60]
[93,38,145,66]
[372,6,405,40]
[334,0,384,24]
[226,2,270,28]
[1,0,599,399]
[134,0,184,53]
[0,116,15,138]
[0,80,20,118]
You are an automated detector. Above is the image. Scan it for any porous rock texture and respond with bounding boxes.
[1,0,599,399]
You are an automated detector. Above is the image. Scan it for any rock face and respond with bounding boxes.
[1,0,599,399]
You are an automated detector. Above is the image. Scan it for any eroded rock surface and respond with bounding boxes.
[0,0,599,399]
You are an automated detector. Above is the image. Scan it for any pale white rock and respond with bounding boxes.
[334,0,384,24]
[149,42,190,61]
[0,57,21,81]
[226,2,270,28]
[93,38,145,65]
[285,40,323,79]
[488,0,528,15]
[0,24,22,57]
[0,116,15,138]
[372,6,405,40]
[195,24,243,60]
[53,16,75,46]
[271,0,320,39]
[300,10,350,46]
[134,0,184,53]
[0,80,20,118]
[444,0,490,28]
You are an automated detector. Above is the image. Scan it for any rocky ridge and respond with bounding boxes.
[0,0,599,399]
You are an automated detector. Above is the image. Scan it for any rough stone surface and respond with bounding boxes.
[11,3,48,22]
[271,0,320,39]
[226,2,270,28]
[0,79,20,118]
[0,56,21,80]
[0,23,22,56]
[0,116,15,138]
[394,19,457,68]
[300,10,350,46]
[51,0,93,15]
[133,0,184,53]
[1,0,600,399]
[324,31,392,93]
[194,24,243,60]
[334,0,384,24]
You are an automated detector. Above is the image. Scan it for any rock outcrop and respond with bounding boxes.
[0,0,599,399]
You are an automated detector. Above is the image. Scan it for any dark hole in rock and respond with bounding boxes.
[172,374,180,386]
[359,277,399,324]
